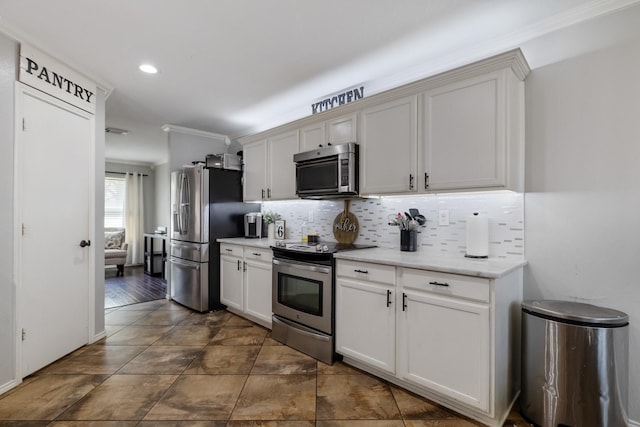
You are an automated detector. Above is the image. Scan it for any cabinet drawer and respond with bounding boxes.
[398,268,490,303]
[244,247,273,262]
[220,244,243,258]
[337,260,396,285]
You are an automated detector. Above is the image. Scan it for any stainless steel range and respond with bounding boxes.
[271,241,375,364]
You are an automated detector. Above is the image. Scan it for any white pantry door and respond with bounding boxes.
[17,84,93,377]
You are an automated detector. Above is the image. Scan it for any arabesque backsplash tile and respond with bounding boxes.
[262,191,524,261]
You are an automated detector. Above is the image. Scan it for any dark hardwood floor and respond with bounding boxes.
[105,265,167,309]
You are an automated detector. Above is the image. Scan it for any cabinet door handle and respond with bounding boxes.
[267,188,272,199]
[354,269,368,274]
[243,261,247,272]
[386,289,392,307]
[261,189,265,200]
[429,281,450,287]
[402,292,407,311]
[225,248,233,252]
[252,252,261,256]
[237,260,241,271]
[424,172,429,189]
[409,174,414,190]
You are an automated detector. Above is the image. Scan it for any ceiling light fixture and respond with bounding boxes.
[139,64,158,74]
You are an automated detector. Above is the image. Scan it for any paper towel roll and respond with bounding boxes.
[466,213,489,258]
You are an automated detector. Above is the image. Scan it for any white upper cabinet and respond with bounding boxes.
[299,113,358,152]
[243,130,299,201]
[239,49,528,197]
[360,96,418,195]
[268,130,299,200]
[327,112,357,145]
[300,122,326,152]
[243,140,268,201]
[420,71,508,191]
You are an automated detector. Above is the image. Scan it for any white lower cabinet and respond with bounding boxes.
[243,251,273,327]
[220,244,272,328]
[335,260,522,427]
[220,250,244,312]
[397,289,490,411]
[336,277,395,374]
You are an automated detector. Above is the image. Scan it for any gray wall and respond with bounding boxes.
[524,38,640,421]
[0,30,17,391]
[105,161,156,234]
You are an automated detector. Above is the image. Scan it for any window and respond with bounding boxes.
[105,176,125,228]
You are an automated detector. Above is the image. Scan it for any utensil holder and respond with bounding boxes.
[400,230,417,252]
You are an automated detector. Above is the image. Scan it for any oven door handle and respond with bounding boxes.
[272,258,332,275]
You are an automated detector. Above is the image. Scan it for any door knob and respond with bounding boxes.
[79,240,91,248]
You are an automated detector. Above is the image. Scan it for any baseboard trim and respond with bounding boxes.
[0,378,20,396]
[91,331,106,343]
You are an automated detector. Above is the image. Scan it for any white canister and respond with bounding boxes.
[465,212,489,258]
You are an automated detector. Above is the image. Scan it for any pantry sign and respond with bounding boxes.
[19,44,96,114]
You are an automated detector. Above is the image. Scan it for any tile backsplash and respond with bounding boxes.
[262,191,524,261]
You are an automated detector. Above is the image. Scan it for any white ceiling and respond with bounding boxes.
[1,0,639,165]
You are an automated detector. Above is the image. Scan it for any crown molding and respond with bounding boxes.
[161,124,229,144]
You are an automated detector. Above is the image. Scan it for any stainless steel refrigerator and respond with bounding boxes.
[169,164,259,312]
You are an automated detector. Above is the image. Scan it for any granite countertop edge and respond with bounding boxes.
[333,248,527,279]
[217,237,273,249]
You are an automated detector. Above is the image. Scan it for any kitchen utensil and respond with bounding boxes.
[333,200,359,244]
[414,214,426,226]
[409,208,420,218]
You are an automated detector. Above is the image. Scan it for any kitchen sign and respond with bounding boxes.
[312,85,364,114]
[19,44,96,114]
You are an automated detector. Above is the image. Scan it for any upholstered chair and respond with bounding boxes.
[104,227,128,276]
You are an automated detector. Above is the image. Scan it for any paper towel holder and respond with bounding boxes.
[465,212,489,259]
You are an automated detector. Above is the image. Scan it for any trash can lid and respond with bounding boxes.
[522,300,628,326]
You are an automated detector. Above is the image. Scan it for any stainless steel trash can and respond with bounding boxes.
[521,300,629,427]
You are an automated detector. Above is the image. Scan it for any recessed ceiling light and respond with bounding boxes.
[139,64,158,74]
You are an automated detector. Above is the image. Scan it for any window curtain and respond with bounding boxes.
[124,172,145,265]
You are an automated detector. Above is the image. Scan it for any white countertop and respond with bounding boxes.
[216,238,526,278]
[333,247,526,279]
[217,237,273,249]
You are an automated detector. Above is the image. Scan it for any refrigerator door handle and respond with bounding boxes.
[176,172,184,234]
[170,257,201,270]
[182,173,190,234]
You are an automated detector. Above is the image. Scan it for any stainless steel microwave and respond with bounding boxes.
[293,142,359,199]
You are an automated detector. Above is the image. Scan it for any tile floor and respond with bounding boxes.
[0,299,533,426]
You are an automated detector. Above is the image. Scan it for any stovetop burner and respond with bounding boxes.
[273,240,376,254]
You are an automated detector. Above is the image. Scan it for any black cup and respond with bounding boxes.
[400,230,417,252]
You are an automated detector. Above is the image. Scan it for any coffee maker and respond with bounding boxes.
[244,212,263,238]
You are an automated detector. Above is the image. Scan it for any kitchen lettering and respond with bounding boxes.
[311,86,364,114]
[24,57,94,103]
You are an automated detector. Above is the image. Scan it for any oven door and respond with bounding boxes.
[272,257,333,334]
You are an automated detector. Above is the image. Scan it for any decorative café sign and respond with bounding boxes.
[19,44,96,114]
[311,85,364,114]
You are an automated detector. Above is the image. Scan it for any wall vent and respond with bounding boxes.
[105,127,129,135]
